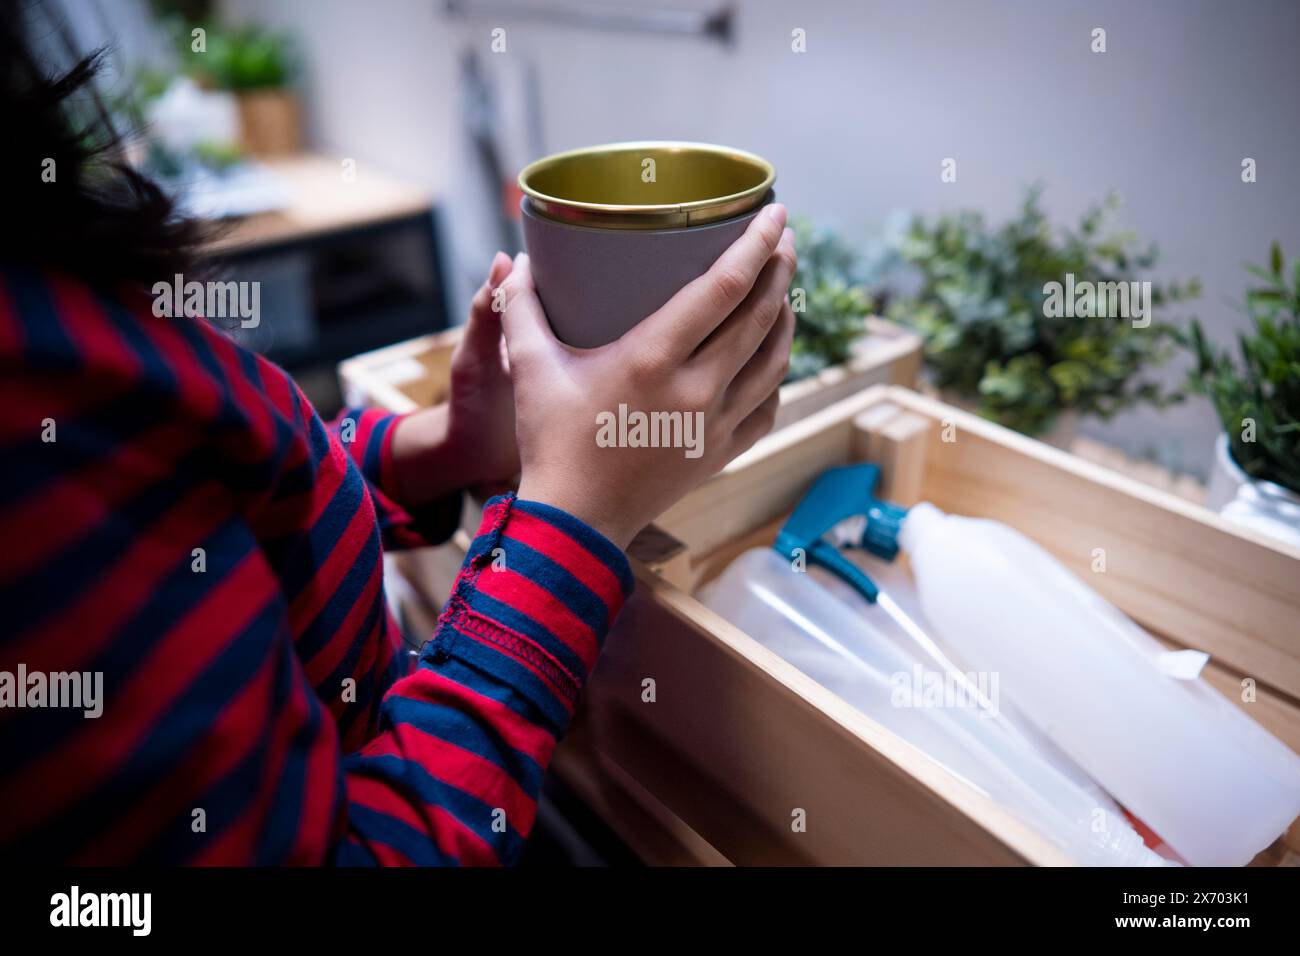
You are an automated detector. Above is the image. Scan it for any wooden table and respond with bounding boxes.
[201,154,434,257]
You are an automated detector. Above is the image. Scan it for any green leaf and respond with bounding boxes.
[885,188,1194,437]
[786,217,874,382]
[1187,244,1300,492]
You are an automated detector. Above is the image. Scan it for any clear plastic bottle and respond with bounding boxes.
[699,547,1170,866]
[898,502,1300,867]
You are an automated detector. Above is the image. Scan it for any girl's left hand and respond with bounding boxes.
[445,251,519,494]
[389,252,519,506]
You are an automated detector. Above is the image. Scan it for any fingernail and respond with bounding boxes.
[765,203,787,226]
[513,252,529,269]
[782,227,794,244]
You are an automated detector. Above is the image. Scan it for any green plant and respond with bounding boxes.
[787,218,874,381]
[191,139,244,170]
[149,0,295,92]
[886,189,1198,435]
[149,0,215,22]
[184,25,295,91]
[1187,243,1300,494]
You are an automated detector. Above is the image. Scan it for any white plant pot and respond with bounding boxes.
[1205,433,1300,549]
[147,78,240,153]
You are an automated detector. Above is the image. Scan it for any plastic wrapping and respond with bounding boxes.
[698,547,1170,865]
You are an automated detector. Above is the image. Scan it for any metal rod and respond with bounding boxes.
[443,0,734,45]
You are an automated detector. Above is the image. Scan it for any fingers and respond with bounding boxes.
[462,251,515,356]
[499,253,557,366]
[694,226,796,379]
[726,386,781,462]
[468,252,513,320]
[489,250,513,286]
[720,297,794,424]
[629,202,788,364]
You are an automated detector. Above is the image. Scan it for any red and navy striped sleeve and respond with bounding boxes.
[339,494,633,865]
[326,407,463,551]
[0,263,633,865]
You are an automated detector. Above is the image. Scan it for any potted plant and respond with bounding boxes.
[152,0,300,157]
[885,189,1197,444]
[200,26,299,158]
[1189,243,1300,546]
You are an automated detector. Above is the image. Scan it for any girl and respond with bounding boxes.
[0,2,795,865]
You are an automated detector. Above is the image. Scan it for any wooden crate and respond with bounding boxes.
[338,326,464,413]
[340,327,1300,865]
[581,385,1300,866]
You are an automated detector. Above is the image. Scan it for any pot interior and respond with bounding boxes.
[519,141,774,227]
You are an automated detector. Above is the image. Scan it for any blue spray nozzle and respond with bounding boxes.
[772,463,909,604]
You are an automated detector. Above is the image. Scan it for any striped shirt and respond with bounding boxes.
[0,263,633,865]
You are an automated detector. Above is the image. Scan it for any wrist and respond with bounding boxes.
[516,475,636,552]
[389,405,473,508]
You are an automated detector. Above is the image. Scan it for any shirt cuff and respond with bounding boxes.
[425,493,634,732]
[339,406,463,548]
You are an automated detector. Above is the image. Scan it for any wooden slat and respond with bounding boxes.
[337,326,463,413]
[772,318,922,429]
[653,395,864,556]
[550,715,730,866]
[858,409,931,506]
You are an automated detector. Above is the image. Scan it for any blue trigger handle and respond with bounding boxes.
[806,538,879,603]
[773,463,908,606]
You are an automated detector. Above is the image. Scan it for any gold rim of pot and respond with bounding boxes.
[518,141,776,229]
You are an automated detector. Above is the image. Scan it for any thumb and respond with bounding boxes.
[499,253,555,364]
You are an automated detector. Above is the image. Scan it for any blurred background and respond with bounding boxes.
[38,0,1300,483]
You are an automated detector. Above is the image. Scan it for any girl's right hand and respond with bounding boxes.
[499,202,797,550]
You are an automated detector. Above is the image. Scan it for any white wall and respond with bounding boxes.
[217,0,1300,471]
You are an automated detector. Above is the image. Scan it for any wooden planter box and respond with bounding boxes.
[236,89,301,159]
[578,385,1300,865]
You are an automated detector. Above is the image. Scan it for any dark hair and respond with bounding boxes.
[1,0,203,287]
